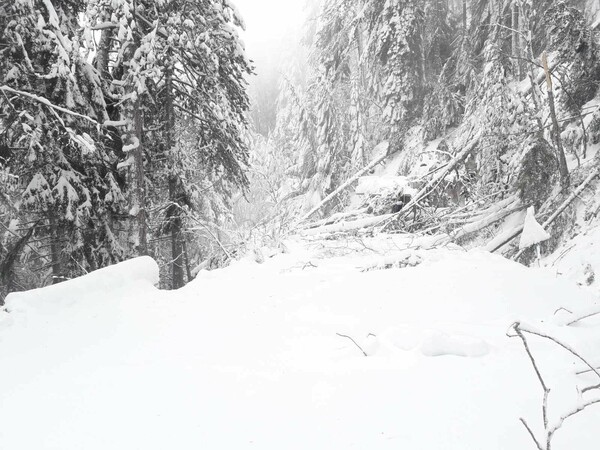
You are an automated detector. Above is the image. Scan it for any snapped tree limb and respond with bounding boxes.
[295,143,392,226]
[379,130,482,230]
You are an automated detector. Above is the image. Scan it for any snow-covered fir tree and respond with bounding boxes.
[0,0,251,292]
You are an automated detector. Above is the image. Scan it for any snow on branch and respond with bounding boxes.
[0,85,100,126]
[122,137,140,153]
[1,85,131,130]
[90,22,119,31]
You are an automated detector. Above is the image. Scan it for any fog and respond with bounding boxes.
[232,0,309,135]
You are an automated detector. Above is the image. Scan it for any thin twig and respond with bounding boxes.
[519,325,600,382]
[509,323,550,435]
[548,399,600,437]
[520,418,544,450]
[567,310,600,327]
[337,333,368,357]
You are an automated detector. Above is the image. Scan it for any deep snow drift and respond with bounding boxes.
[0,237,599,450]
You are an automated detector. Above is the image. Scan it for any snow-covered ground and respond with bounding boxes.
[0,236,599,450]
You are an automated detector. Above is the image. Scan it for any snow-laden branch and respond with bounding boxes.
[91,22,119,30]
[1,85,100,126]
[1,85,131,129]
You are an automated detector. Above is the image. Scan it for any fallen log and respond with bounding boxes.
[486,167,600,255]
[295,143,391,226]
[301,208,369,230]
[485,224,525,253]
[379,131,482,230]
[301,214,395,236]
[451,198,524,242]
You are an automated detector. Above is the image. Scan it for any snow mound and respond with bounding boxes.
[4,256,159,314]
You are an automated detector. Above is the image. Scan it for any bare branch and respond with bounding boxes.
[567,310,600,327]
[336,333,368,357]
[519,324,600,382]
[548,399,600,437]
[520,418,544,450]
[509,323,550,393]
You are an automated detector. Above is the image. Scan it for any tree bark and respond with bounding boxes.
[126,10,148,256]
[542,52,570,191]
[169,176,185,289]
[165,64,184,289]
[48,214,63,284]
[512,3,521,78]
[133,98,148,255]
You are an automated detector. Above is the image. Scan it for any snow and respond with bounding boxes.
[0,239,599,450]
[3,256,158,314]
[544,217,600,296]
[519,206,551,249]
[355,175,415,197]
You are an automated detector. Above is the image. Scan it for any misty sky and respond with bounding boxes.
[231,0,306,62]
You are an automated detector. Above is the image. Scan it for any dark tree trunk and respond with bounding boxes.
[512,3,521,78]
[183,239,193,283]
[164,64,184,289]
[133,101,148,255]
[96,8,112,79]
[48,215,63,284]
[169,175,185,290]
[542,52,570,191]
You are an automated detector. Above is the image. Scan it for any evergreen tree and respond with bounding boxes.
[1,0,127,288]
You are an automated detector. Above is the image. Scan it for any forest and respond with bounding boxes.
[1,1,600,449]
[1,0,599,295]
[245,0,600,261]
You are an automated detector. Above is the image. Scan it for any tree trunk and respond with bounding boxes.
[542,52,570,191]
[169,176,185,290]
[183,239,193,283]
[96,9,112,78]
[48,214,63,284]
[512,3,521,78]
[164,65,184,289]
[133,100,148,255]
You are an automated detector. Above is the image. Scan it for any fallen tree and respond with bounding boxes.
[450,195,524,242]
[378,130,482,231]
[301,214,395,236]
[486,167,600,255]
[295,143,391,226]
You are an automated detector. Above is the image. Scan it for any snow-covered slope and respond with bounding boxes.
[0,240,599,450]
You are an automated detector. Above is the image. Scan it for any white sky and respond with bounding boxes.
[231,0,306,58]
